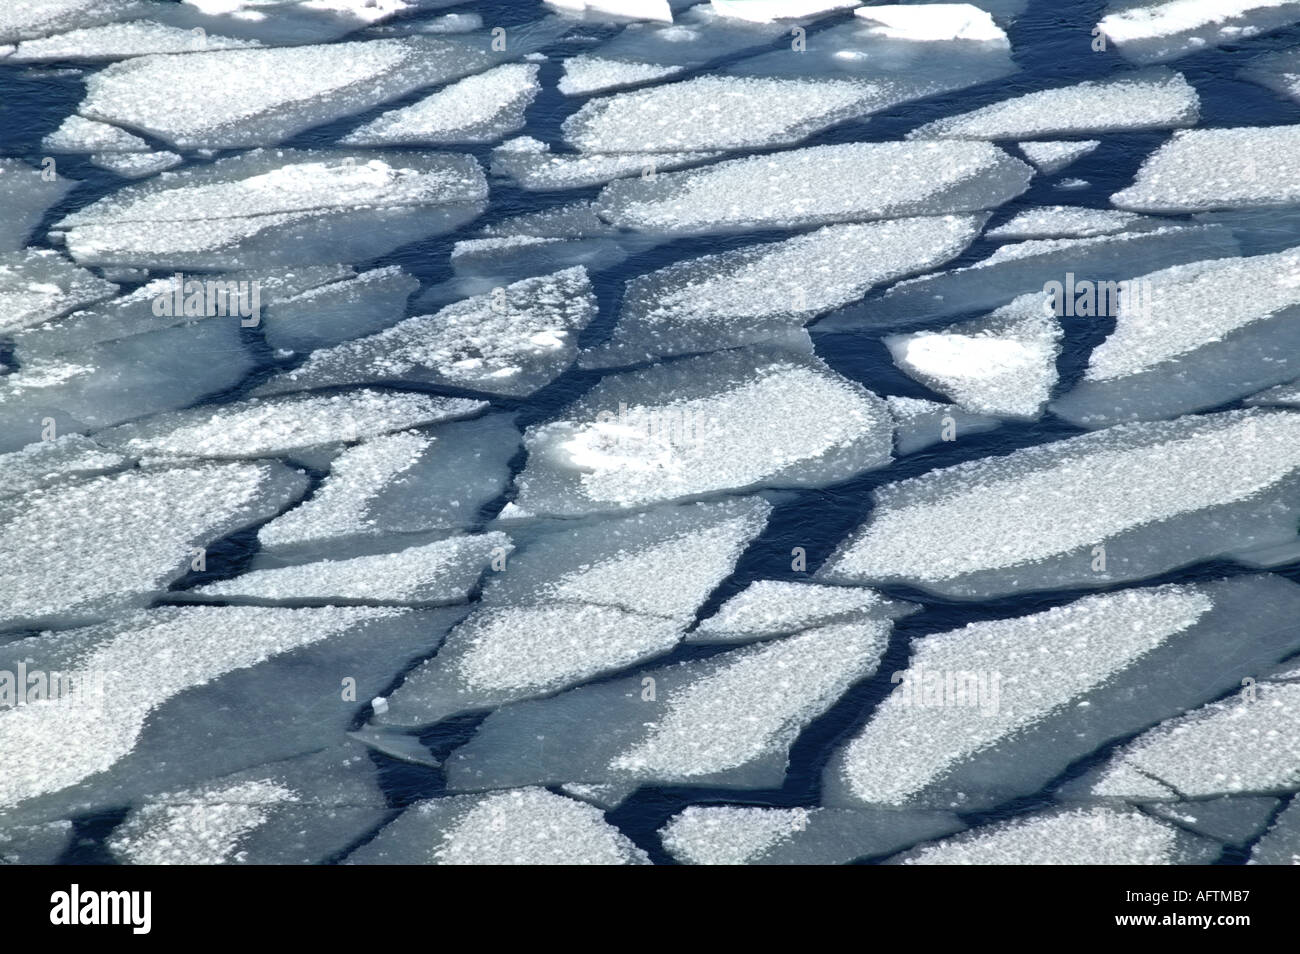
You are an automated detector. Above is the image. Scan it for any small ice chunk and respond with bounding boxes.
[257,415,521,555]
[90,151,184,179]
[347,788,650,865]
[884,296,1062,419]
[581,215,985,367]
[185,534,510,606]
[1112,126,1300,213]
[854,4,1009,42]
[910,69,1198,140]
[42,115,149,153]
[341,64,541,146]
[558,55,684,97]
[0,250,118,335]
[818,409,1300,599]
[253,268,597,398]
[0,461,308,630]
[985,206,1154,240]
[594,140,1032,234]
[1017,140,1100,174]
[898,808,1218,864]
[510,340,895,517]
[691,580,914,644]
[99,390,484,460]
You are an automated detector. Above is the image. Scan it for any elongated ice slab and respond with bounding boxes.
[0,460,307,629]
[445,618,891,793]
[660,804,962,864]
[713,0,859,23]
[898,808,1217,864]
[884,297,1061,419]
[491,137,719,191]
[547,0,673,22]
[558,55,684,96]
[43,115,148,153]
[854,4,1008,42]
[986,206,1154,240]
[348,788,650,865]
[819,409,1300,598]
[510,342,895,517]
[257,415,521,555]
[691,580,913,644]
[910,69,1198,140]
[581,216,984,366]
[594,140,1032,234]
[91,151,183,179]
[564,75,892,153]
[100,390,483,460]
[58,149,488,268]
[77,35,505,150]
[13,20,260,61]
[0,435,128,500]
[1053,249,1300,427]
[255,268,596,398]
[1092,678,1300,798]
[1112,126,1300,212]
[186,534,509,607]
[341,64,541,146]
[0,0,145,45]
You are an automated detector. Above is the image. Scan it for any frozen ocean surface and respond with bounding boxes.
[3,0,1300,867]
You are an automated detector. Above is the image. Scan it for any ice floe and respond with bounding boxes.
[558,55,685,96]
[713,0,859,23]
[1251,800,1300,864]
[885,395,1003,454]
[580,215,984,366]
[183,533,510,607]
[75,35,528,150]
[690,580,914,644]
[985,206,1157,240]
[42,115,148,153]
[897,808,1219,864]
[491,136,720,191]
[98,390,484,461]
[0,434,129,500]
[256,415,521,556]
[0,250,118,336]
[884,295,1062,419]
[818,409,1300,598]
[910,69,1198,140]
[91,151,185,179]
[0,461,308,630]
[547,0,674,22]
[12,20,260,61]
[1053,249,1300,427]
[0,160,75,250]
[348,788,650,865]
[508,340,895,517]
[444,617,892,794]
[0,0,145,45]
[659,804,963,865]
[341,64,541,146]
[1097,0,1300,63]
[854,3,1008,42]
[1112,126,1300,212]
[826,577,1300,809]
[254,268,597,398]
[57,149,488,268]
[260,266,418,353]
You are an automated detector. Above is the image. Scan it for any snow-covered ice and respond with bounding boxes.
[0,250,118,336]
[1097,0,1300,63]
[1016,140,1099,174]
[691,580,915,644]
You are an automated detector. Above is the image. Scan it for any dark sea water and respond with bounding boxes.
[5,0,1300,863]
